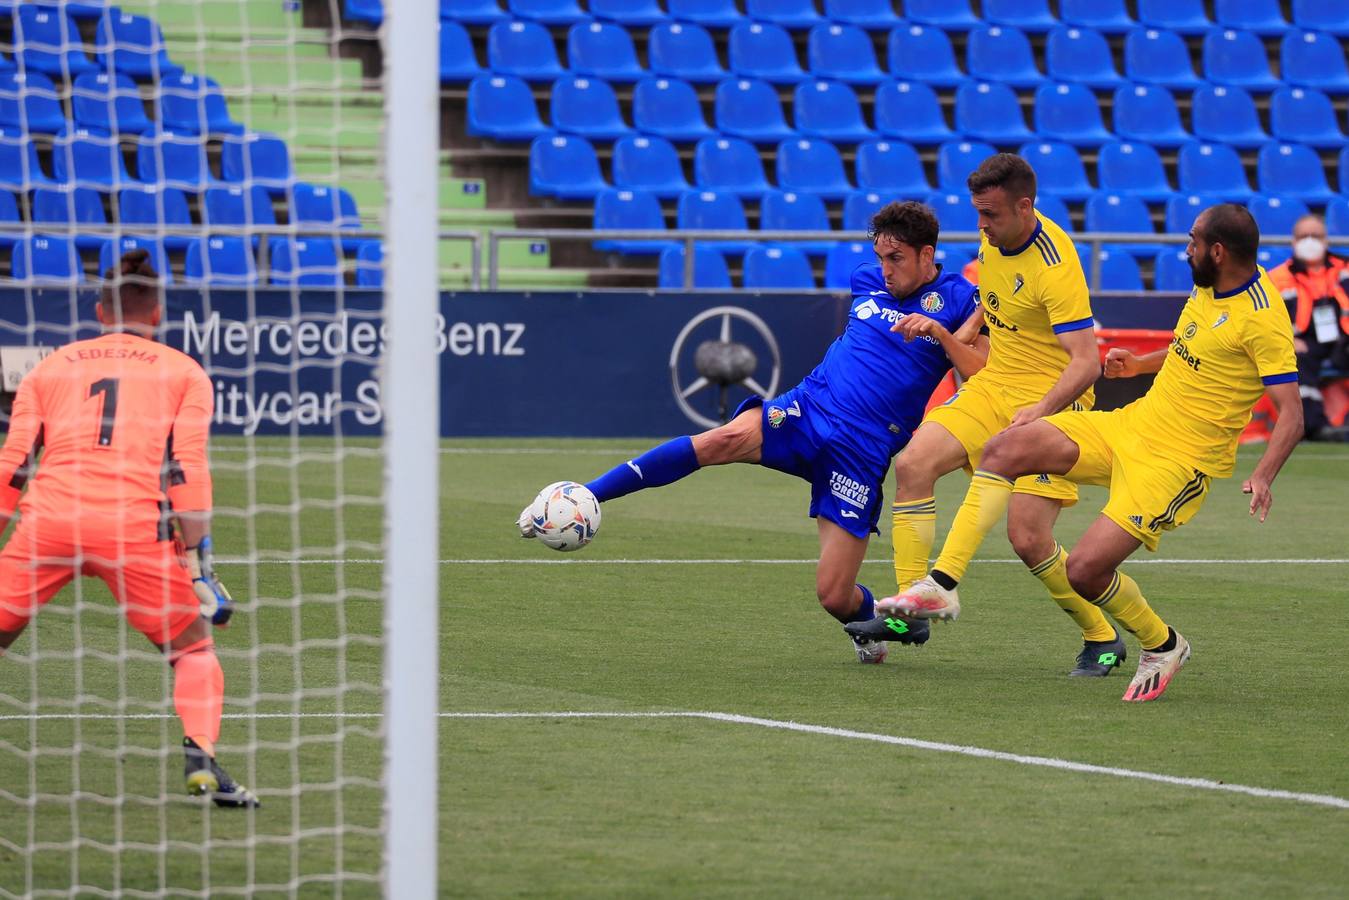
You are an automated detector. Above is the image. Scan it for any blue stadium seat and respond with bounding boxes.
[1191,85,1268,149]
[1248,195,1310,240]
[1136,0,1210,34]
[52,126,134,190]
[1019,141,1093,201]
[1281,31,1349,95]
[552,76,633,140]
[1341,147,1349,196]
[1154,248,1193,291]
[675,190,755,254]
[345,0,383,25]
[529,133,608,198]
[16,6,97,77]
[1112,84,1190,147]
[0,126,56,190]
[925,191,980,253]
[1059,0,1134,34]
[743,245,815,289]
[486,21,563,82]
[221,132,293,195]
[1046,26,1125,89]
[1257,143,1336,204]
[94,9,181,79]
[649,23,726,84]
[11,234,82,283]
[1202,28,1281,93]
[855,140,930,195]
[466,75,548,141]
[136,128,216,191]
[593,188,674,255]
[1325,198,1349,255]
[761,190,834,256]
[1034,82,1111,146]
[842,190,887,231]
[955,82,1033,144]
[658,245,732,289]
[0,191,20,251]
[184,236,258,286]
[794,80,875,144]
[292,183,362,237]
[905,0,979,30]
[355,240,383,288]
[984,0,1058,33]
[31,186,108,250]
[1164,193,1208,234]
[776,138,854,200]
[936,140,997,192]
[1078,247,1143,291]
[42,3,110,21]
[967,25,1042,88]
[668,0,743,28]
[715,78,794,145]
[1084,193,1161,257]
[201,184,275,238]
[99,235,171,284]
[1175,142,1253,201]
[1270,87,1345,148]
[632,77,715,143]
[71,71,151,134]
[1097,141,1172,202]
[567,21,643,83]
[873,80,954,145]
[0,71,66,134]
[1123,26,1202,90]
[746,0,822,29]
[1034,194,1072,228]
[728,23,807,84]
[506,0,587,25]
[590,0,665,26]
[807,24,885,85]
[887,25,966,88]
[440,0,508,24]
[439,20,482,83]
[825,241,871,289]
[1291,0,1349,37]
[694,137,771,196]
[268,236,344,286]
[824,0,898,31]
[1213,0,1288,36]
[120,184,194,251]
[612,135,691,198]
[158,72,243,136]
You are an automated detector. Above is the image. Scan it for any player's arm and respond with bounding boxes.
[1009,327,1101,427]
[167,367,232,625]
[892,309,989,379]
[1103,347,1167,378]
[1242,381,1302,522]
[0,372,46,534]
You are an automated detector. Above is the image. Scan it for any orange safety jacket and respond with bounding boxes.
[1267,254,1349,338]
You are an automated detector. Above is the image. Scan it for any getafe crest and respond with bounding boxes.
[920,291,944,313]
[767,406,787,428]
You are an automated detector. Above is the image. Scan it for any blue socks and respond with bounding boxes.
[586,436,700,503]
[846,584,875,624]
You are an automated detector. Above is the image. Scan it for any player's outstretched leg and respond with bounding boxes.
[816,519,928,663]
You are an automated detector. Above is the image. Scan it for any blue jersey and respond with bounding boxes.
[798,264,979,454]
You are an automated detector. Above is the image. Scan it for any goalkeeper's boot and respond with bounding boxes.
[1068,627,1127,677]
[876,574,960,621]
[184,738,261,809]
[843,614,931,647]
[1122,630,1191,703]
[516,505,536,539]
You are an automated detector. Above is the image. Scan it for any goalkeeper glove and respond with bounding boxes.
[187,536,234,626]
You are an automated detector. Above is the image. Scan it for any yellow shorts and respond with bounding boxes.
[1043,408,1212,552]
[923,374,1082,506]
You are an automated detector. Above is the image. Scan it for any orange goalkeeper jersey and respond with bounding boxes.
[0,332,213,544]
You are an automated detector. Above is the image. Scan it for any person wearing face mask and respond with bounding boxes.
[1267,215,1349,440]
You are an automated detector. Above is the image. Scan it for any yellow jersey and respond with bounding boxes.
[973,211,1095,409]
[1125,268,1297,479]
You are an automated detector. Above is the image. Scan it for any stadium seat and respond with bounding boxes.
[675,190,755,254]
[1249,195,1311,239]
[842,190,887,231]
[1281,31,1349,95]
[967,26,1042,88]
[1019,141,1093,200]
[694,137,771,197]
[52,126,134,190]
[1136,0,1210,34]
[184,236,258,285]
[136,128,216,191]
[16,6,97,77]
[632,77,715,143]
[593,188,674,255]
[1164,193,1208,234]
[746,0,822,29]
[1270,87,1345,148]
[567,21,643,83]
[41,2,111,21]
[1153,248,1192,291]
[486,21,563,83]
[506,0,586,25]
[1325,198,1349,254]
[119,184,194,251]
[776,138,854,200]
[1097,141,1172,202]
[1213,0,1288,36]
[11,234,82,283]
[612,135,691,198]
[1341,147,1349,196]
[824,0,898,31]
[529,134,608,199]
[1257,143,1336,204]
[648,23,726,84]
[743,245,815,289]
[0,127,55,190]
[1034,82,1112,146]
[1291,0,1349,37]
[936,140,998,192]
[905,0,979,30]
[984,0,1058,33]
[440,0,508,24]
[1175,142,1254,201]
[886,25,966,88]
[355,240,383,288]
[658,245,732,289]
[1112,84,1190,147]
[794,81,875,144]
[728,23,807,84]
[590,0,663,24]
[158,73,243,136]
[873,80,955,145]
[438,20,482,83]
[668,0,743,28]
[1059,0,1134,34]
[715,78,794,145]
[551,76,633,141]
[31,186,109,250]
[1046,26,1125,89]
[268,236,344,286]
[955,82,1034,144]
[465,75,548,141]
[760,191,834,256]
[825,241,871,288]
[94,9,181,80]
[0,190,20,252]
[807,24,886,85]
[1123,26,1203,90]
[292,183,362,238]
[1084,193,1161,257]
[1191,86,1268,149]
[71,71,152,135]
[855,141,930,196]
[345,0,383,24]
[0,71,66,134]
[99,235,171,284]
[201,184,276,238]
[221,132,293,195]
[925,191,980,252]
[1079,247,1143,291]
[1202,28,1281,93]
[1034,194,1072,229]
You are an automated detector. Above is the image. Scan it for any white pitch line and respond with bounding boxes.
[219,557,1349,566]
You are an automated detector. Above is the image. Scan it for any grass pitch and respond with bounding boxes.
[3,439,1348,897]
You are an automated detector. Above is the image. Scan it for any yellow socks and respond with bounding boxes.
[1092,571,1169,650]
[932,470,1013,583]
[1029,543,1116,642]
[891,498,936,591]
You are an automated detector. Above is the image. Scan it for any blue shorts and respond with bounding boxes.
[735,387,893,539]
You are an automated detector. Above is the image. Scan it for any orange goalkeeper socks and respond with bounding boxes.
[173,642,223,758]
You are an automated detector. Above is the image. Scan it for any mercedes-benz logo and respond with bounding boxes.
[669,306,782,429]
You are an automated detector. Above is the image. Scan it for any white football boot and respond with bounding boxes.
[875,574,961,621]
[1122,632,1191,702]
[850,633,889,664]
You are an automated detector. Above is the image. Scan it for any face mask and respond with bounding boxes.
[1294,237,1326,262]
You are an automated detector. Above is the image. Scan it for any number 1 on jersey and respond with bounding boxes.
[90,377,119,448]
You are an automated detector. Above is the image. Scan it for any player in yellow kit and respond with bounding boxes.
[886,204,1302,701]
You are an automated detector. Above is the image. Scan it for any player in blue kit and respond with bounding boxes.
[517,202,987,663]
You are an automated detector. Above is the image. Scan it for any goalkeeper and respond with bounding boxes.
[0,249,258,808]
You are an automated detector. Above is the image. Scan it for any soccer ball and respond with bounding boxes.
[528,481,601,552]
